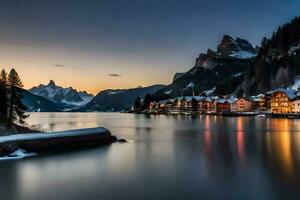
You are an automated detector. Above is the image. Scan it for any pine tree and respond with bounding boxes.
[134,96,141,110]
[7,68,28,125]
[0,69,8,124]
[191,98,198,112]
[142,94,152,110]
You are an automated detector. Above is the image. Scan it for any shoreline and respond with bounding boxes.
[130,111,300,119]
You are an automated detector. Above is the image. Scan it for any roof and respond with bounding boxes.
[158,100,169,104]
[267,88,297,99]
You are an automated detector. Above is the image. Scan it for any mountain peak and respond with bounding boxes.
[48,80,56,87]
[217,34,256,57]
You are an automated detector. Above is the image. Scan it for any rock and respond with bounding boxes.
[217,34,257,57]
[173,73,184,82]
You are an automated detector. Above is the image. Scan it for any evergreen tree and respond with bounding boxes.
[7,68,28,125]
[0,69,8,123]
[191,98,198,112]
[134,96,141,110]
[142,94,152,110]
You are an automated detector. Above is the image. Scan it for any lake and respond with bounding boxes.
[1,112,300,199]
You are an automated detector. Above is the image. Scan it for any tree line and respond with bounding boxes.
[0,68,28,127]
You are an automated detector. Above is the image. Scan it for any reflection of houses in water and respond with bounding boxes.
[236,117,245,165]
[264,119,294,174]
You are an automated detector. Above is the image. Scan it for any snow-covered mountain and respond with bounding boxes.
[29,80,93,107]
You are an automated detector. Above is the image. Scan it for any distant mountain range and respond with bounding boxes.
[79,85,165,112]
[29,80,93,109]
[21,82,164,112]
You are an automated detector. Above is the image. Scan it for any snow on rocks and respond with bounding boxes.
[0,127,110,144]
[229,51,256,59]
[0,149,36,160]
[0,127,116,159]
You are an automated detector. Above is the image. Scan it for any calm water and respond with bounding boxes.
[1,113,300,199]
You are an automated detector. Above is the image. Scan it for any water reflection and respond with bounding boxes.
[1,113,300,199]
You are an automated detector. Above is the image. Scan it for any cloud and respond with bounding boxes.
[52,64,82,70]
[53,64,64,68]
[108,73,122,77]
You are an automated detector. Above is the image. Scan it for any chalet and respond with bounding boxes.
[292,93,300,113]
[200,98,215,113]
[227,98,238,112]
[149,101,158,111]
[235,97,252,112]
[268,89,296,113]
[215,99,231,114]
[251,94,269,111]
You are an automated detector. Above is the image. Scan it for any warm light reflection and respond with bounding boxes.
[236,117,245,165]
[204,116,212,158]
[267,119,294,175]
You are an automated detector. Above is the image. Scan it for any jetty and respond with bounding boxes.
[0,127,117,157]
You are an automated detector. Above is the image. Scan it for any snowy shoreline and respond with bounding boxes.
[0,127,117,160]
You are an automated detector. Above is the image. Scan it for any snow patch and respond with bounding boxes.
[0,127,109,144]
[230,51,256,59]
[164,90,173,95]
[0,149,36,160]
[231,72,243,77]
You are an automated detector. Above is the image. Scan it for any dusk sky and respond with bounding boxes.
[0,0,299,94]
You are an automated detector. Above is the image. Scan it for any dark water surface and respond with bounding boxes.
[1,112,300,200]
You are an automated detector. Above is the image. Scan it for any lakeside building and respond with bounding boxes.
[147,86,300,115]
[215,99,231,113]
[235,97,253,112]
[200,98,216,113]
[268,89,296,113]
[292,92,300,113]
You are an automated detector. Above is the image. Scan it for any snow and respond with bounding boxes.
[267,88,296,99]
[182,82,194,90]
[0,127,109,144]
[0,149,36,160]
[291,75,300,90]
[164,90,173,95]
[202,87,216,96]
[288,44,300,55]
[229,51,256,59]
[30,82,93,107]
[231,72,243,77]
[107,91,124,95]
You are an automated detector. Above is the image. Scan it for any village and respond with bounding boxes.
[148,76,300,117]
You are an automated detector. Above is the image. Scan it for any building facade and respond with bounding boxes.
[270,90,295,113]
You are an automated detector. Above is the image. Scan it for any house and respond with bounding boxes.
[292,99,300,113]
[227,97,238,112]
[292,93,300,113]
[251,94,269,111]
[215,99,231,113]
[201,98,215,113]
[149,101,158,111]
[268,89,296,113]
[235,97,252,112]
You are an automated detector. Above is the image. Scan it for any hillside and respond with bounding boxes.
[81,85,165,111]
[240,16,300,95]
[19,89,60,112]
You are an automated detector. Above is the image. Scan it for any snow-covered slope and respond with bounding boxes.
[30,80,93,107]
